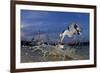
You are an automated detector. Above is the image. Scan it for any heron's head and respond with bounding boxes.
[73,24,82,35]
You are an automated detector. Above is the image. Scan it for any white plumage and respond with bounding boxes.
[60,23,81,42]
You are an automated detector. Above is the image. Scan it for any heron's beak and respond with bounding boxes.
[77,31,82,35]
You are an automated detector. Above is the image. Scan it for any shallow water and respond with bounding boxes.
[21,44,89,63]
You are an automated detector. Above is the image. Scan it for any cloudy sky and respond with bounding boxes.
[21,9,89,42]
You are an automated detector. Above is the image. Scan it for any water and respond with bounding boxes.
[21,44,89,63]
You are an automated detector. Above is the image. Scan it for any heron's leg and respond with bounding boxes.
[60,35,65,43]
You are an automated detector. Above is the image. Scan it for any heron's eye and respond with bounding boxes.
[77,28,81,31]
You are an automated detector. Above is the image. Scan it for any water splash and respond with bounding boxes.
[21,43,89,63]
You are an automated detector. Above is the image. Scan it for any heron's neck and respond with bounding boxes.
[64,30,73,37]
